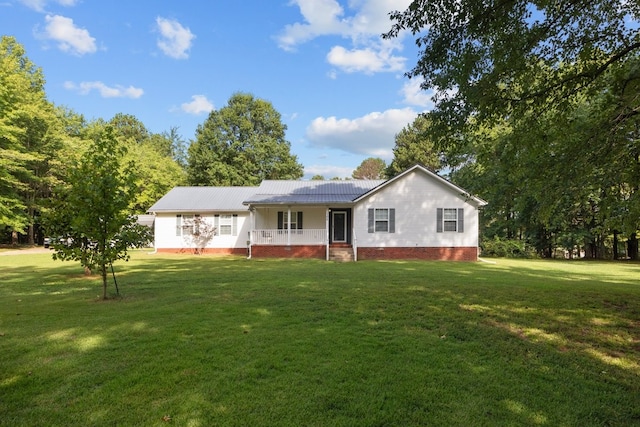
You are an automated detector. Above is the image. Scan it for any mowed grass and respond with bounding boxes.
[1,253,639,426]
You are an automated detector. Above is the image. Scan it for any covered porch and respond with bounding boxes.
[247,205,355,260]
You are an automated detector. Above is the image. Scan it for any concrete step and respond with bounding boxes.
[329,246,354,262]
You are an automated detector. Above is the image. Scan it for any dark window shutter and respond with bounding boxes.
[458,208,464,233]
[368,209,374,233]
[176,215,182,236]
[389,208,395,233]
[436,208,443,233]
[277,212,283,230]
[297,212,303,229]
[232,214,238,236]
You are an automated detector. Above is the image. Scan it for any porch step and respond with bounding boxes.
[329,246,354,262]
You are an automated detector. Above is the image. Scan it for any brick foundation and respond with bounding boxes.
[357,246,479,261]
[250,245,325,259]
[156,245,479,261]
[156,248,247,256]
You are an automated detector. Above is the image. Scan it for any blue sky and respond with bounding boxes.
[1,0,433,179]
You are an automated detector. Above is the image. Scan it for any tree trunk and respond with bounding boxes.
[101,263,108,300]
[629,233,638,261]
[584,239,596,259]
[613,231,619,260]
[27,224,35,246]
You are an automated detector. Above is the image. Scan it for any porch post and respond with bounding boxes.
[248,207,254,259]
[326,208,330,261]
[287,206,291,246]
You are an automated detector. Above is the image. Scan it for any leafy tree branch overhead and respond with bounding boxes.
[384,0,640,132]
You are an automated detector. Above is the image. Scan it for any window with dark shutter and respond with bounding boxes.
[437,208,464,232]
[232,214,238,236]
[368,208,395,233]
[278,211,302,230]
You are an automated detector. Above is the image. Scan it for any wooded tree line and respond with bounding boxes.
[384,0,640,259]
[0,36,302,246]
[1,37,186,244]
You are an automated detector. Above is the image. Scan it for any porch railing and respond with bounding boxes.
[251,229,326,245]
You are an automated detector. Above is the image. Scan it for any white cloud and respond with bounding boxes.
[277,0,412,75]
[64,81,143,98]
[305,107,419,160]
[276,0,349,51]
[181,95,214,115]
[156,17,195,59]
[41,14,96,55]
[326,42,405,74]
[20,0,78,12]
[277,0,411,49]
[401,77,435,108]
[303,164,354,179]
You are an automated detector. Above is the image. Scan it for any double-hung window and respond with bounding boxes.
[367,208,395,233]
[443,209,458,232]
[437,208,464,233]
[218,214,233,235]
[176,214,199,236]
[375,208,389,232]
[277,211,303,231]
[214,214,238,236]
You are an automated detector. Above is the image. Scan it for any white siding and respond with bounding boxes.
[354,170,480,248]
[154,212,250,249]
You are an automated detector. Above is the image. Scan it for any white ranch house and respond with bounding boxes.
[148,165,487,261]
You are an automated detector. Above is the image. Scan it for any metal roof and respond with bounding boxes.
[243,180,385,205]
[147,166,487,212]
[148,186,258,212]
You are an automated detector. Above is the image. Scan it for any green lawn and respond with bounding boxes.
[1,253,639,426]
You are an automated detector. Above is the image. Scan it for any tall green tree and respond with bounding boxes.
[0,36,67,244]
[125,141,186,213]
[352,157,386,179]
[109,113,149,145]
[106,113,186,212]
[150,126,188,167]
[44,126,151,299]
[386,114,441,177]
[187,92,303,186]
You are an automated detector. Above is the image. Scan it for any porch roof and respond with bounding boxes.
[243,180,385,205]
